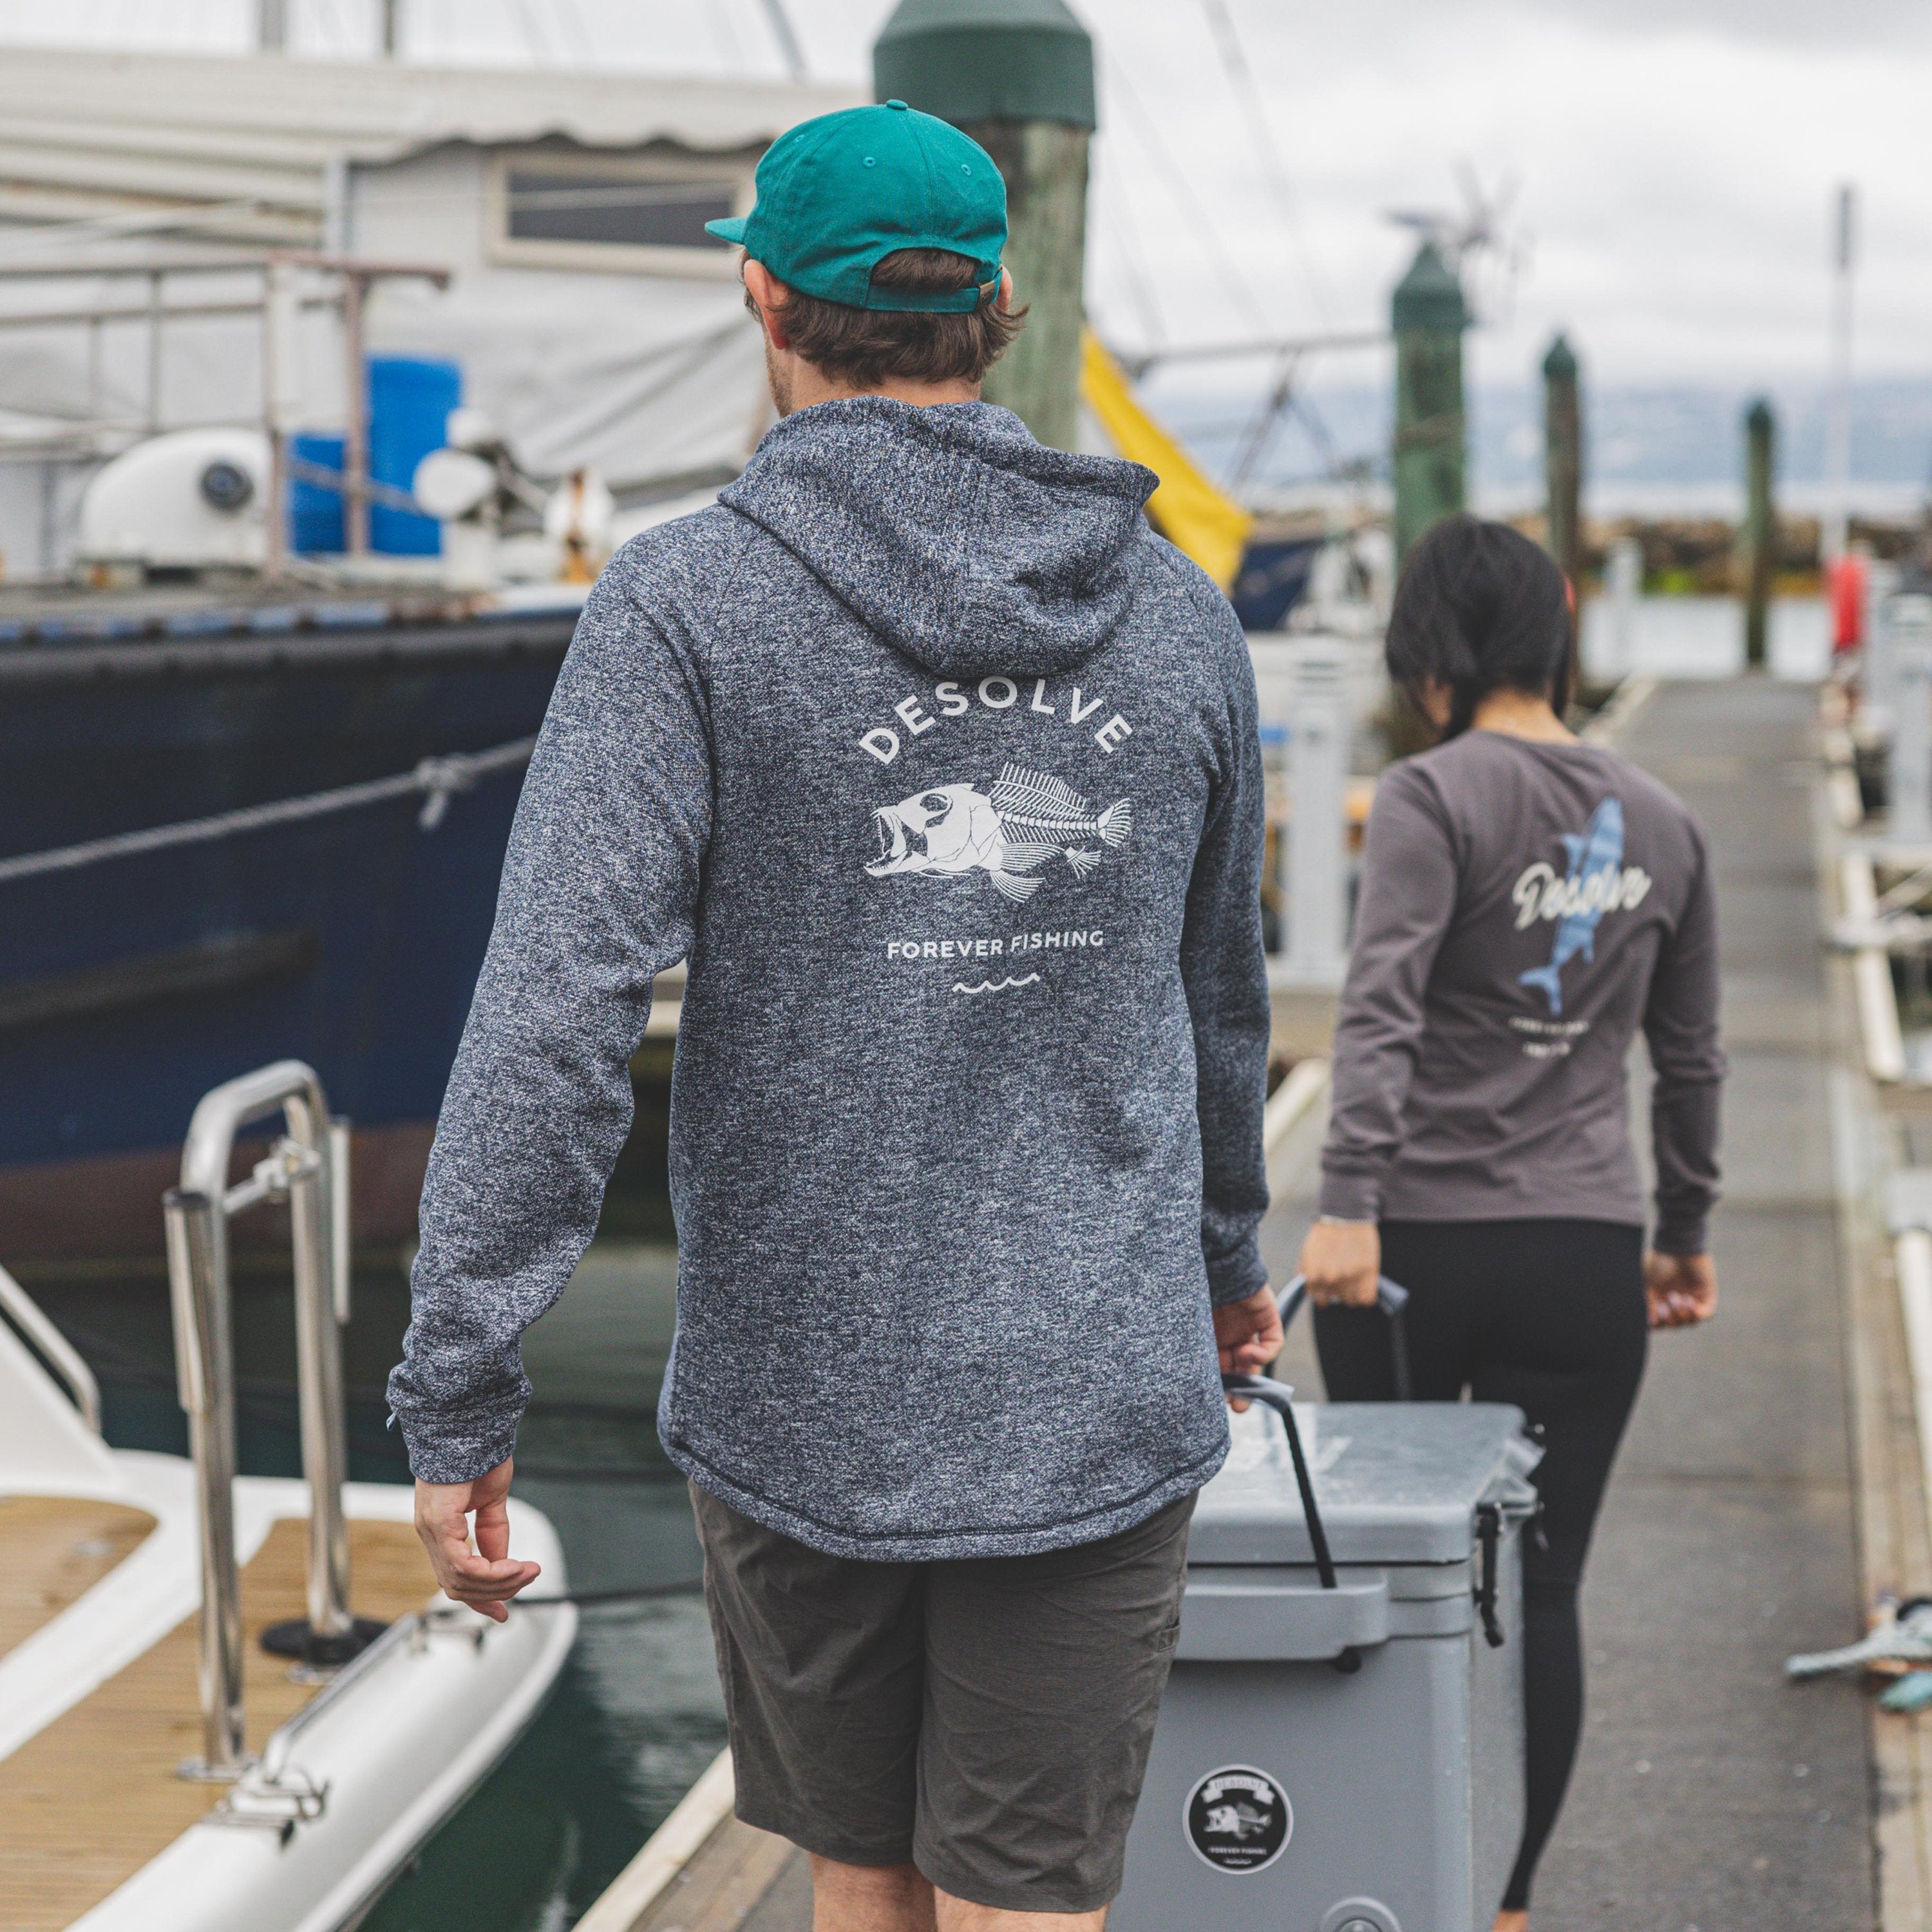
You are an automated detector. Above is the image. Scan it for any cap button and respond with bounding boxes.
[886,99,908,110]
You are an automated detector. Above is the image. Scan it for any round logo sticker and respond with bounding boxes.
[1184,1765,1293,1873]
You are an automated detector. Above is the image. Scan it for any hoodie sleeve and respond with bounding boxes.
[1316,763,1457,1224]
[1643,818,1724,1255]
[1180,618,1273,1307]
[386,558,714,1483]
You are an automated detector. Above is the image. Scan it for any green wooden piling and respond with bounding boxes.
[1542,332,1582,592]
[1392,242,1468,563]
[873,0,1096,451]
[1742,397,1776,670]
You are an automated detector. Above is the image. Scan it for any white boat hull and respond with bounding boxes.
[1,1263,578,1931]
[0,1441,575,1932]
[70,1492,576,1932]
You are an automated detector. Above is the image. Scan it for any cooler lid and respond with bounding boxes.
[1187,1400,1539,1566]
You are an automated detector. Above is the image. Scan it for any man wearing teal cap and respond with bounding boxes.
[396,100,1276,1932]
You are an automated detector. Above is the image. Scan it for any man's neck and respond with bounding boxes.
[771,353,980,417]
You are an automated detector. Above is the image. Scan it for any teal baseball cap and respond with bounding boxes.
[705,100,1006,314]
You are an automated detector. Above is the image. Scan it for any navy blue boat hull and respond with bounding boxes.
[1,609,574,1258]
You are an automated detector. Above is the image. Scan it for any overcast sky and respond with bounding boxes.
[5,0,1929,396]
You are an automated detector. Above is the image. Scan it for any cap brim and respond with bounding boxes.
[705,215,750,244]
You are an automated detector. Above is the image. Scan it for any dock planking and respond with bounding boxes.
[0,1513,435,1931]
[629,1815,809,1931]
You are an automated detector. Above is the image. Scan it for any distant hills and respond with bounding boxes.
[1153,377,1932,519]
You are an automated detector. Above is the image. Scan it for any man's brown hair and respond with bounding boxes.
[748,247,1025,389]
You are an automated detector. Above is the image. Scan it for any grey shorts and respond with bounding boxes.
[692,1484,1195,1915]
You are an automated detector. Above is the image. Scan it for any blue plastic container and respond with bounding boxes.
[367,355,462,556]
[289,431,346,554]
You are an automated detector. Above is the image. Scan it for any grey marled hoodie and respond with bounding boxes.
[386,397,1270,1560]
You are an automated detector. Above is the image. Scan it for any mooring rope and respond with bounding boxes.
[0,735,537,886]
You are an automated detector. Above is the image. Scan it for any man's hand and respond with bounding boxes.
[413,1456,542,1624]
[1215,1286,1284,1411]
[1645,1251,1717,1331]
[1298,1218,1381,1309]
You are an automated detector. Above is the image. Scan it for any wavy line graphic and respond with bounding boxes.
[952,973,1042,995]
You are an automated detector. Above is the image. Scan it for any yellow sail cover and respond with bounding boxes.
[1079,330,1254,592]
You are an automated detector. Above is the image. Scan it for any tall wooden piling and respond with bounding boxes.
[873,0,1095,451]
[1392,242,1468,562]
[1542,333,1582,592]
[1743,397,1776,671]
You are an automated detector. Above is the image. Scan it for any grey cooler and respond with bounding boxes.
[1113,1392,1542,1932]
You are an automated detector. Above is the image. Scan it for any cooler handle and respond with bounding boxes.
[1222,1374,1364,1675]
[1220,1374,1338,1593]
[1277,1272,1413,1401]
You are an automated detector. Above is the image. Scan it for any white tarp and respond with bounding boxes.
[366,274,771,492]
[0,44,844,569]
[0,44,855,237]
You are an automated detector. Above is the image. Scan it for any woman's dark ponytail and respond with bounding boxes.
[1384,514,1575,740]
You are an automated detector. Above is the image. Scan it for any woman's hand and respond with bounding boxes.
[1645,1251,1717,1329]
[1298,1218,1381,1308]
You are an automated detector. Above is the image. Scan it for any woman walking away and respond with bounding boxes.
[1297,515,1723,1930]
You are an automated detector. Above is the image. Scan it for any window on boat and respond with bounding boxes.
[491,153,751,277]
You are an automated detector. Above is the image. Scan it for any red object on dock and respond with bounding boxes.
[1830,552,1868,652]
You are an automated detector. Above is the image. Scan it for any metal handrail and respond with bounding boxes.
[0,1260,101,1433]
[164,1059,355,1781]
[257,1607,421,1786]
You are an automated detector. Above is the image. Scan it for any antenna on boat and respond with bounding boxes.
[1386,160,1528,327]
[1196,0,1331,327]
[755,0,808,79]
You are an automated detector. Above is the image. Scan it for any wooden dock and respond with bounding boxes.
[575,1750,808,1932]
[0,1511,434,1931]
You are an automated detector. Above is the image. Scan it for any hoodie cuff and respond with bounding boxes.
[1207,1238,1270,1309]
[395,1403,521,1486]
[1316,1168,1381,1226]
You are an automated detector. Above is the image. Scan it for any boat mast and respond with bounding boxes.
[1823,183,1857,568]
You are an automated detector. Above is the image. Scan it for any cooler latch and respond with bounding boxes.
[1473,1502,1506,1649]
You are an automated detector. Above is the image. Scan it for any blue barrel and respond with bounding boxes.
[289,431,346,554]
[367,356,462,556]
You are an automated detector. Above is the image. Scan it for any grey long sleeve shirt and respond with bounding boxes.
[386,398,1271,1559]
[1318,730,1722,1253]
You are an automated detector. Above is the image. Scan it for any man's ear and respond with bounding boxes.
[995,267,1014,315]
[742,258,793,351]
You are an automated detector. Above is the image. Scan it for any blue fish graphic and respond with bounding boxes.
[1518,797,1624,1017]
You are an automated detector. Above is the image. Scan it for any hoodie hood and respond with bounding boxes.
[719,397,1158,679]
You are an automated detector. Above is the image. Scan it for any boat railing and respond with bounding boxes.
[0,1259,101,1432]
[162,1059,359,1782]
[0,248,448,573]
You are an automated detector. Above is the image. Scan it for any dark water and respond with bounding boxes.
[23,1063,726,1928]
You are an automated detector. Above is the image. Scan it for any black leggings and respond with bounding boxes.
[1312,1218,1648,1915]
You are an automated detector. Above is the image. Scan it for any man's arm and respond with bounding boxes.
[385,559,714,1488]
[1177,625,1272,1312]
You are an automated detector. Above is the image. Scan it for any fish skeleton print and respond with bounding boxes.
[1514,796,1651,1016]
[867,763,1132,904]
